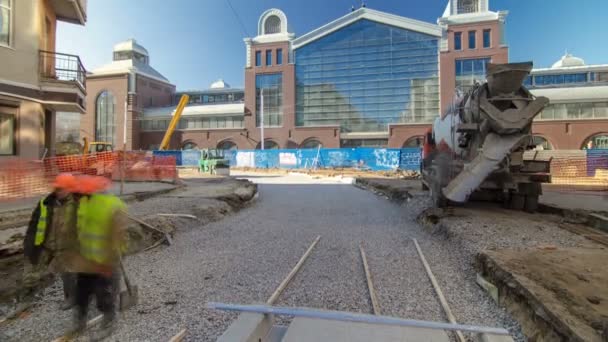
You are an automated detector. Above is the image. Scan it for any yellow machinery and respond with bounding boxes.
[159,94,190,150]
[82,137,113,154]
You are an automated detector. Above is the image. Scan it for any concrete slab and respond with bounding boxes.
[281,317,450,342]
[217,313,273,342]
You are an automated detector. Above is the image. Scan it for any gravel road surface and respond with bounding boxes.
[2,173,522,341]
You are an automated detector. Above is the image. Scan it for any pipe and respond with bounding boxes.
[207,302,511,336]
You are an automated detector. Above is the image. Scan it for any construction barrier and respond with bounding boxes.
[159,148,421,171]
[0,152,177,201]
[524,149,608,191]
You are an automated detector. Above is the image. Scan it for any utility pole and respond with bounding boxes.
[260,89,264,150]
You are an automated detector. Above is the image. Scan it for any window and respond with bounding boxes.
[483,29,491,48]
[256,73,283,127]
[457,0,478,14]
[255,51,261,66]
[454,32,462,50]
[0,113,15,155]
[468,31,476,49]
[403,136,424,148]
[182,141,198,150]
[0,0,11,46]
[257,140,279,150]
[300,139,322,149]
[295,19,440,130]
[583,134,608,149]
[264,15,281,34]
[95,91,116,145]
[455,57,491,92]
[531,136,552,150]
[276,48,283,65]
[266,50,272,66]
[218,140,237,150]
[537,102,608,120]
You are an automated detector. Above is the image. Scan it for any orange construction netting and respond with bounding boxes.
[0,152,177,201]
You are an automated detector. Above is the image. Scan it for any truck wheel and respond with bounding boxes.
[509,194,525,211]
[524,195,539,213]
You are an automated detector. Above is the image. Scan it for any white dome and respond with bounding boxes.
[210,79,230,89]
[551,53,585,68]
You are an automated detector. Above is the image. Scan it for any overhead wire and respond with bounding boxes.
[225,0,250,37]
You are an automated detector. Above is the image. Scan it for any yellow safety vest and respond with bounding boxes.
[34,199,48,246]
[76,194,126,265]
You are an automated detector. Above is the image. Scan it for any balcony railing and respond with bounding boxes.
[39,50,86,88]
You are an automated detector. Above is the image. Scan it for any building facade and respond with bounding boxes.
[84,0,607,152]
[0,0,87,159]
[80,39,175,150]
[528,54,608,150]
[132,1,511,151]
[139,80,246,150]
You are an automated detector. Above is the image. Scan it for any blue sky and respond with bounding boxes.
[57,0,608,90]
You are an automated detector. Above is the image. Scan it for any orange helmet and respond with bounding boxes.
[74,175,111,194]
[52,173,78,192]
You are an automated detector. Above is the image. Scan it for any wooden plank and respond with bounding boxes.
[359,244,381,315]
[157,214,197,219]
[266,235,321,305]
[168,328,187,342]
[124,211,172,245]
[413,239,466,342]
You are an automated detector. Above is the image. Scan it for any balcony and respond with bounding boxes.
[39,50,86,88]
[50,0,87,25]
[39,50,87,112]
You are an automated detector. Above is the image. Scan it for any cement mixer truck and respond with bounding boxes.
[421,62,552,212]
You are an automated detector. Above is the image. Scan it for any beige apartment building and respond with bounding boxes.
[0,0,87,159]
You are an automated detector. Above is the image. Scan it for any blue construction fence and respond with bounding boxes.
[153,148,422,171]
[152,148,608,173]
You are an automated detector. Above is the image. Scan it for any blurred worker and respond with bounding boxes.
[22,173,79,310]
[71,175,126,337]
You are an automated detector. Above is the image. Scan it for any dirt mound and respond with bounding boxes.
[479,248,608,341]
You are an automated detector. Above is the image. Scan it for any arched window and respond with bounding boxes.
[532,135,553,150]
[300,139,322,149]
[264,15,281,34]
[403,136,424,148]
[582,133,608,149]
[217,140,237,150]
[256,140,279,150]
[95,91,116,145]
[182,141,198,150]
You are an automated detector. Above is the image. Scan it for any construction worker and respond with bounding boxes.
[22,173,79,310]
[71,175,127,338]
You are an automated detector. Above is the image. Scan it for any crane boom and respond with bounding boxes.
[159,94,189,150]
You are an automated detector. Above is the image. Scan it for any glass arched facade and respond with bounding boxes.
[295,19,440,133]
[300,139,322,149]
[583,133,608,149]
[217,140,237,150]
[403,136,424,147]
[95,91,116,145]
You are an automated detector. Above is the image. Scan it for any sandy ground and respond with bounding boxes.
[480,247,608,341]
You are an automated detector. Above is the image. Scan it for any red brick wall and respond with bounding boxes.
[388,124,432,148]
[532,120,608,150]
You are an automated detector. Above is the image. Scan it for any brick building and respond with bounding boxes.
[80,39,175,150]
[84,0,608,151]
